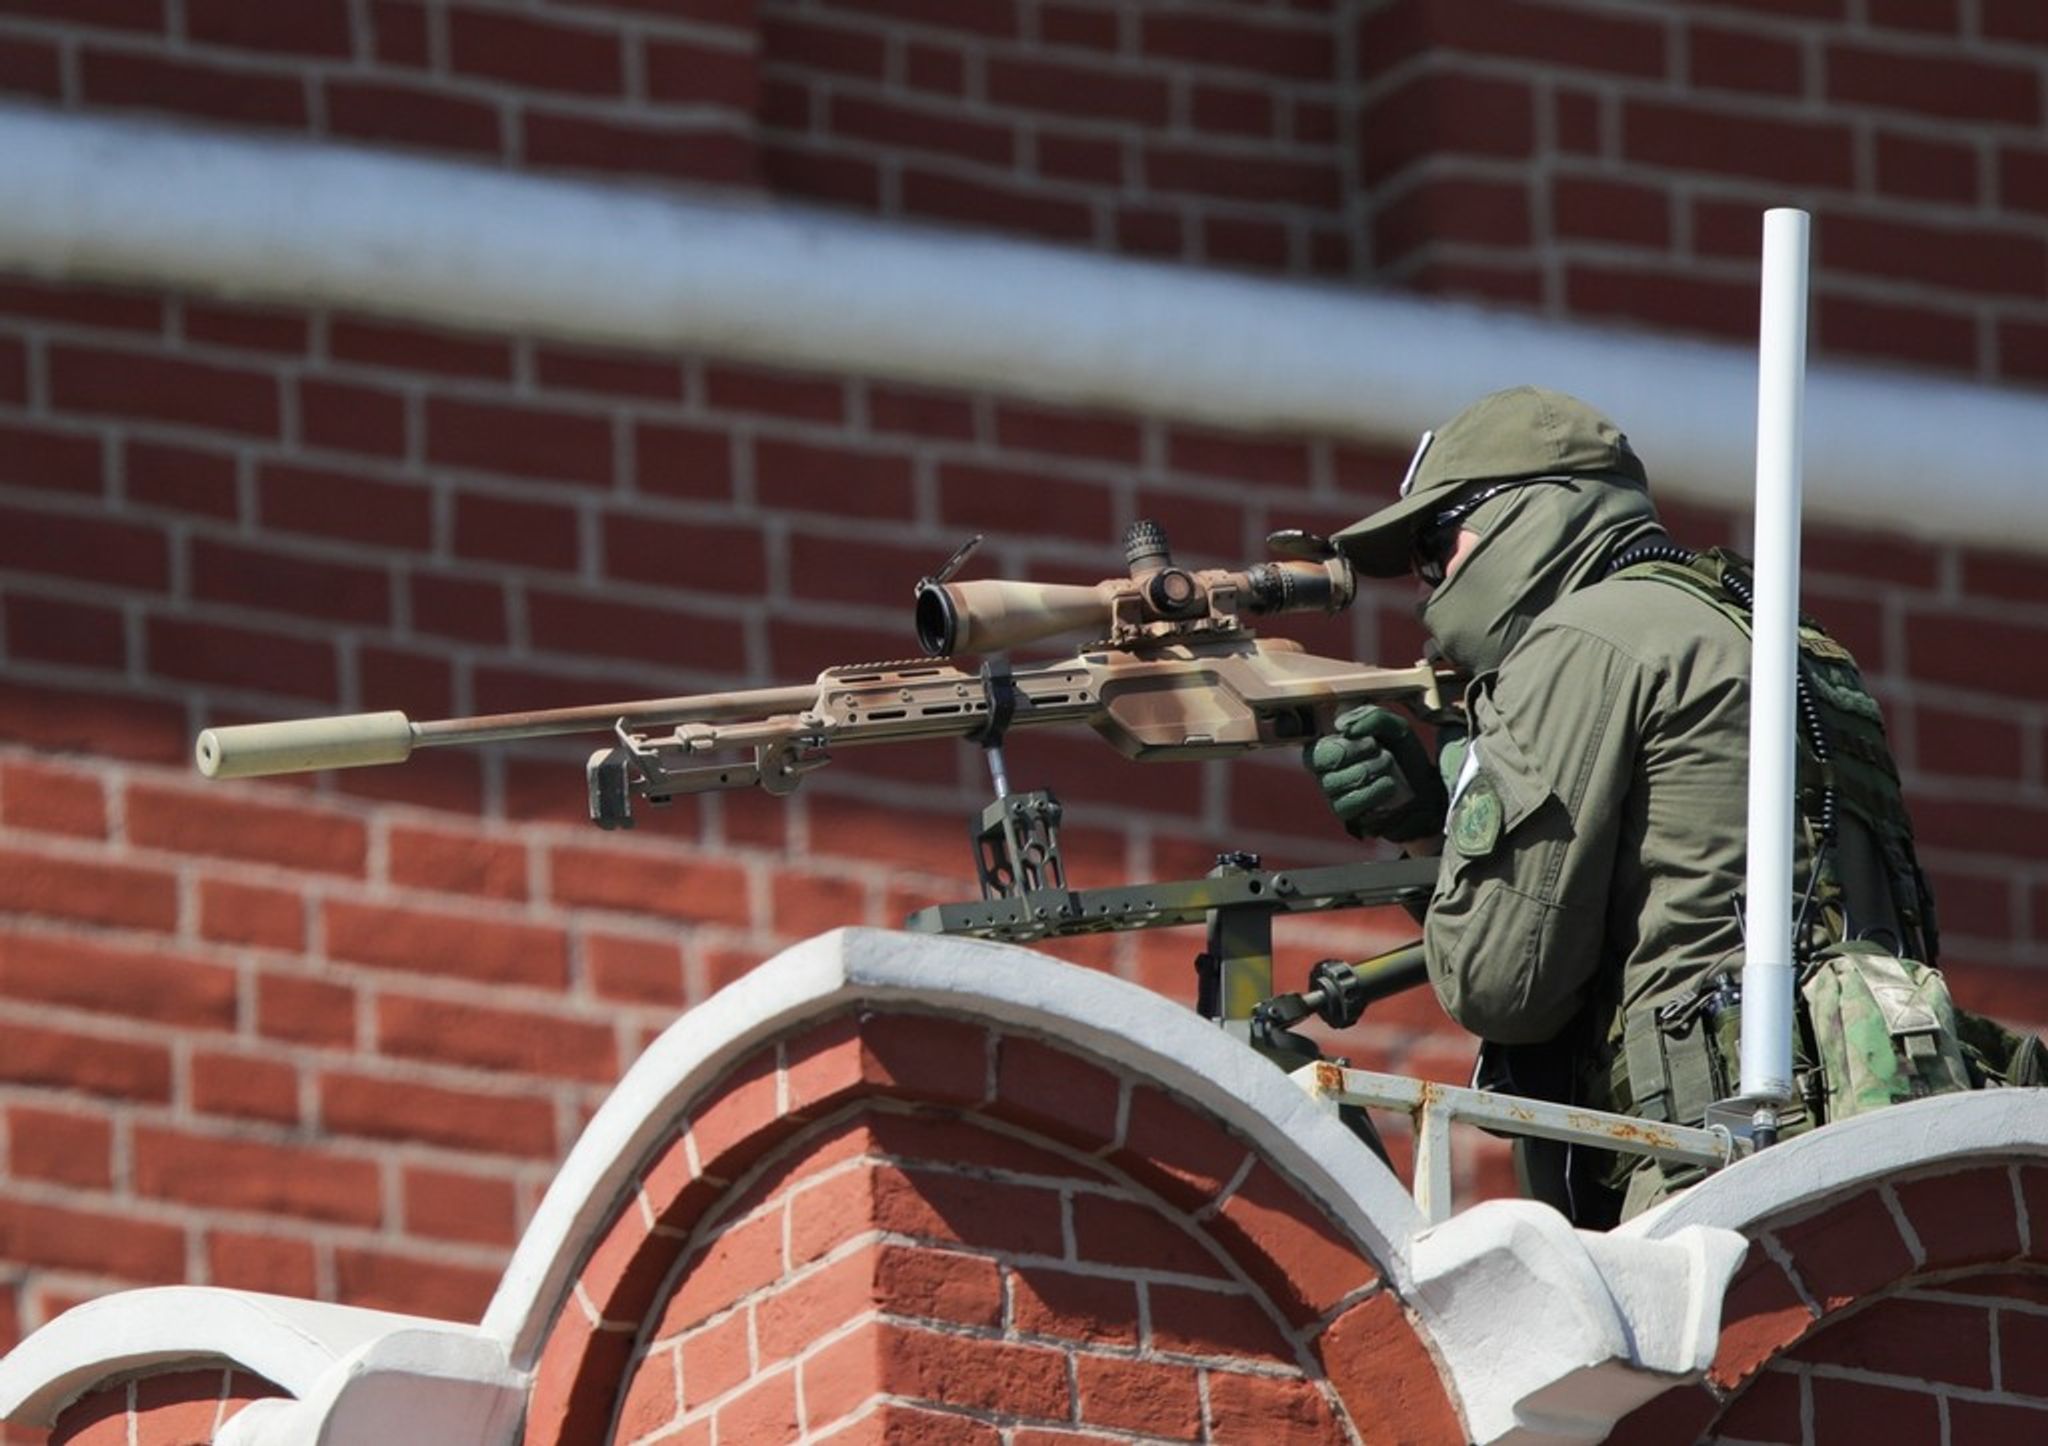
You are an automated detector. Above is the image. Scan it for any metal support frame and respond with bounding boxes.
[1298,1062,1744,1224]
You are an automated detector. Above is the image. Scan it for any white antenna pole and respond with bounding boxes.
[1739,208,1810,1133]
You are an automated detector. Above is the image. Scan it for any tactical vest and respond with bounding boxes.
[1600,548,1963,1141]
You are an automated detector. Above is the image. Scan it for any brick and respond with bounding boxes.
[0,1194,185,1282]
[128,782,365,874]
[990,1035,1122,1150]
[1875,128,1978,205]
[384,825,526,901]
[1009,1264,1140,1346]
[1688,21,1803,95]
[1824,214,2046,300]
[206,1228,318,1296]
[330,317,511,378]
[187,0,350,54]
[8,1104,113,1189]
[368,0,429,61]
[1114,1087,1250,1209]
[0,500,169,591]
[119,437,234,518]
[1948,1399,2048,1441]
[0,1020,170,1100]
[1828,43,2038,125]
[1360,70,1536,184]
[0,277,159,332]
[0,758,106,838]
[660,1208,785,1338]
[1071,1194,1228,1280]
[718,1369,799,1442]
[1805,1372,1943,1439]
[875,1320,1068,1419]
[754,437,916,518]
[534,344,685,400]
[1204,1369,1342,1444]
[192,536,392,625]
[151,613,341,701]
[325,899,568,988]
[1146,144,1339,209]
[1818,294,1977,373]
[180,300,308,356]
[1623,99,1852,189]
[48,339,272,436]
[0,421,103,496]
[836,0,1015,37]
[1211,1161,1377,1322]
[294,378,408,458]
[1376,173,1532,264]
[1709,1245,1816,1388]
[2003,317,2048,382]
[334,1245,499,1319]
[321,1071,558,1156]
[325,78,501,156]
[189,1049,298,1126]
[376,992,618,1081]
[1037,129,1123,185]
[2,592,126,670]
[403,1163,518,1246]
[80,46,307,129]
[986,54,1169,125]
[1709,1366,1801,1442]
[786,1013,989,1113]
[523,108,754,186]
[1150,1281,1292,1359]
[1141,11,1328,78]
[0,33,61,97]
[1895,1168,2023,1271]
[134,1125,381,1225]
[994,402,1142,464]
[0,931,236,1028]
[601,511,765,594]
[636,420,734,501]
[835,91,1014,165]
[1565,262,1756,342]
[549,842,751,926]
[901,167,1093,242]
[1074,1354,1201,1437]
[585,932,685,1007]
[407,572,508,645]
[0,677,185,763]
[1803,1293,1993,1387]
[448,6,621,94]
[426,395,612,486]
[614,1347,680,1444]
[939,460,1114,541]
[256,460,429,549]
[452,490,581,571]
[1551,174,1670,247]
[706,363,845,423]
[761,13,886,78]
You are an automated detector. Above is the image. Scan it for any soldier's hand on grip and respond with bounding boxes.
[1303,705,1448,843]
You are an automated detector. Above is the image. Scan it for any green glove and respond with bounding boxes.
[1303,706,1448,843]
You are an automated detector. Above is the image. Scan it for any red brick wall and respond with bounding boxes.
[0,2,2046,1426]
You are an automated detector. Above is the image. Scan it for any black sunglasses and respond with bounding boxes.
[1411,478,1571,585]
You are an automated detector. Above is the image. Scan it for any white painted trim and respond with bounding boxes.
[1622,1089,2048,1242]
[1,103,2044,548]
[0,1288,508,1428]
[477,925,1424,1365]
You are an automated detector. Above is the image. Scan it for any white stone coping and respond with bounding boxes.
[2,101,2045,549]
[478,925,1424,1366]
[1623,1088,2048,1242]
[0,1287,499,1425]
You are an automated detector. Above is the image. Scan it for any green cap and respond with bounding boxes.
[1331,386,1648,577]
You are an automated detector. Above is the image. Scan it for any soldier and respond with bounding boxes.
[1305,385,1966,1226]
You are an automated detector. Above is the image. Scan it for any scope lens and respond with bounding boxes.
[913,584,958,655]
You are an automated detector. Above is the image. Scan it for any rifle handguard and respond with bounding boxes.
[195,710,416,779]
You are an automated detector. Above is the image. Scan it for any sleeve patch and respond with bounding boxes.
[1449,772,1505,857]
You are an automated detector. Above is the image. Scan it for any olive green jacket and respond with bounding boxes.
[1425,575,1760,1052]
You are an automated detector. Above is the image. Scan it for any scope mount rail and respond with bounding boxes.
[1299,1062,1749,1225]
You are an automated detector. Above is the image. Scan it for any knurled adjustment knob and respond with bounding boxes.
[1124,518,1172,574]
